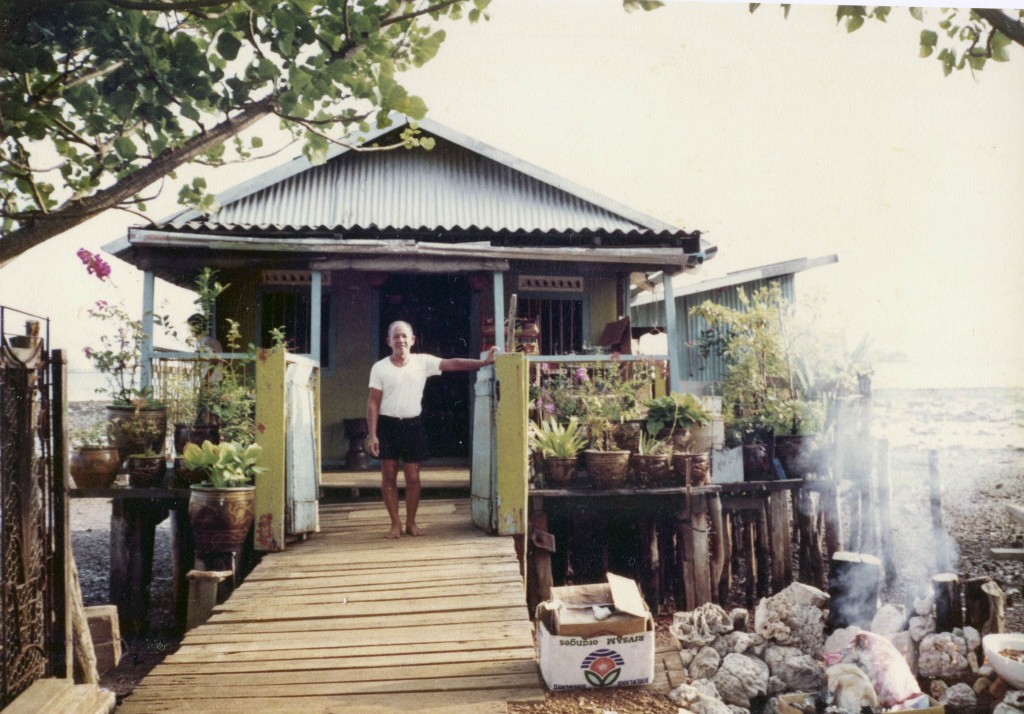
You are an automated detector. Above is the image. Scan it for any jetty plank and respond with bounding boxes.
[117,498,544,713]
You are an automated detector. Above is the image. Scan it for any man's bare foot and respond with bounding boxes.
[405,523,425,536]
[385,526,402,539]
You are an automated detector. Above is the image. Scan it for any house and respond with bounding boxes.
[630,255,838,387]
[104,116,716,474]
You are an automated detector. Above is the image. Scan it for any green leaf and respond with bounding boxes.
[420,136,436,151]
[113,136,137,160]
[749,3,760,13]
[845,15,865,32]
[909,6,924,21]
[992,31,1012,62]
[920,29,938,47]
[216,32,242,61]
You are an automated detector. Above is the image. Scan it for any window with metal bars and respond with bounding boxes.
[260,288,331,367]
[520,297,584,355]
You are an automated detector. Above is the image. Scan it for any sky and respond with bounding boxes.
[0,1,1022,392]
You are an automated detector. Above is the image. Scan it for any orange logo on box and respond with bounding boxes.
[580,648,624,687]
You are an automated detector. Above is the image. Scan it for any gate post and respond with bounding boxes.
[494,353,528,536]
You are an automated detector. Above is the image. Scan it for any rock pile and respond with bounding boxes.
[666,581,1020,714]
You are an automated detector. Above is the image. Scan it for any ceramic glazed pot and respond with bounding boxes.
[189,485,255,553]
[583,449,630,489]
[70,447,121,488]
[630,453,671,488]
[172,457,207,488]
[544,456,578,487]
[127,455,167,488]
[107,404,168,463]
[742,443,774,482]
[172,423,221,455]
[672,452,711,486]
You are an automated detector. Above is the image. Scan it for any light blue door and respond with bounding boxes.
[470,365,496,532]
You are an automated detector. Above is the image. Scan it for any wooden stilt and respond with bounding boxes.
[965,576,1005,635]
[719,511,733,605]
[933,572,963,631]
[708,494,725,604]
[69,555,98,684]
[639,514,660,608]
[527,499,553,613]
[768,491,792,592]
[756,500,770,599]
[929,450,948,572]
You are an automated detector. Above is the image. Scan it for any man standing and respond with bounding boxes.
[366,320,496,539]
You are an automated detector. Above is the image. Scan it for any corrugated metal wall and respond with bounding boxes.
[632,275,795,386]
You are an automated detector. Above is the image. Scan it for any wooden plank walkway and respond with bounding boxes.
[118,498,545,713]
[320,465,469,496]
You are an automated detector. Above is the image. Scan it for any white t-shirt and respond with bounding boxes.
[368,353,443,418]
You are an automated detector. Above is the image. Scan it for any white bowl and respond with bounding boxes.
[983,633,1024,689]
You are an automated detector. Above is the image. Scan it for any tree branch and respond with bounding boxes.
[0,96,276,267]
[381,0,462,29]
[973,8,1024,49]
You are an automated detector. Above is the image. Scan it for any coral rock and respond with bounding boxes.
[918,632,970,679]
[689,645,722,681]
[871,604,906,637]
[711,653,770,708]
[940,682,977,707]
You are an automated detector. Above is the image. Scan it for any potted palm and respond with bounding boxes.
[69,424,120,489]
[530,417,587,487]
[182,440,264,553]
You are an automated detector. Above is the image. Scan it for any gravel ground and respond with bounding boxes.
[68,398,1024,712]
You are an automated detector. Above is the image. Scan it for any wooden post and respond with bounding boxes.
[796,488,824,589]
[708,494,725,604]
[756,501,771,598]
[768,491,793,592]
[822,479,843,559]
[933,572,963,631]
[527,496,553,613]
[69,556,98,684]
[719,511,733,605]
[827,551,881,630]
[679,494,711,609]
[877,439,897,587]
[929,450,948,572]
[110,500,166,637]
[965,576,1005,635]
[639,514,660,608]
[745,513,757,609]
[186,570,234,631]
[170,505,195,632]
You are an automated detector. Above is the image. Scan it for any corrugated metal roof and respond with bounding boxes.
[185,138,643,234]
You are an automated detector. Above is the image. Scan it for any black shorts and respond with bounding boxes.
[377,415,430,464]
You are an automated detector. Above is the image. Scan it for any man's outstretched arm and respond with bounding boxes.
[439,347,498,372]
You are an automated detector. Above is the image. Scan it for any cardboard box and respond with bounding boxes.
[778,693,944,714]
[536,573,655,690]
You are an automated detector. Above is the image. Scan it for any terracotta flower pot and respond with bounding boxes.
[630,453,671,488]
[70,447,121,489]
[544,456,578,487]
[189,485,255,553]
[584,449,630,489]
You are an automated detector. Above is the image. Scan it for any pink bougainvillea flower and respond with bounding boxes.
[77,247,111,281]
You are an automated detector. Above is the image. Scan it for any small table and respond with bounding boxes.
[70,486,194,636]
[527,483,721,612]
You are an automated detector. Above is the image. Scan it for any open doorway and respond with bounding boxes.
[378,274,473,459]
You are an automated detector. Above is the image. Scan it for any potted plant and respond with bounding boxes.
[630,431,672,488]
[771,397,825,479]
[582,416,631,489]
[126,449,167,488]
[530,417,587,487]
[108,400,167,464]
[82,292,172,457]
[182,440,264,553]
[69,424,120,489]
[643,392,710,451]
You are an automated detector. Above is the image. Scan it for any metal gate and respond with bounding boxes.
[0,309,67,706]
